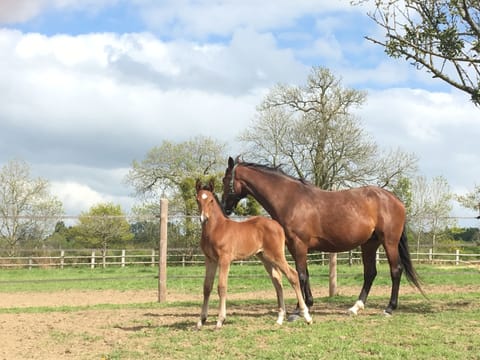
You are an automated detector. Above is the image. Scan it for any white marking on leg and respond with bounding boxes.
[303,307,313,324]
[276,308,285,325]
[348,300,365,315]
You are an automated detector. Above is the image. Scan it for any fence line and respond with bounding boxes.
[1,247,479,269]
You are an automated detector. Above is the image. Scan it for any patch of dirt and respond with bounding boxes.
[0,285,478,360]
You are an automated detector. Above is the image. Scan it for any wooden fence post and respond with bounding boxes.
[91,250,95,269]
[329,253,337,297]
[121,249,126,268]
[455,249,460,266]
[158,198,168,302]
[151,249,155,267]
[60,250,65,269]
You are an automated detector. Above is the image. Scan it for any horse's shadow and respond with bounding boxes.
[115,298,442,333]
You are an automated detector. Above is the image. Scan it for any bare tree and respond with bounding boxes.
[408,175,455,252]
[354,0,480,105]
[0,159,64,255]
[240,66,418,190]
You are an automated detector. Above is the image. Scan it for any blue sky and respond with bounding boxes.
[0,0,478,224]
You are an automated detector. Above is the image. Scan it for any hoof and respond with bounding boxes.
[348,300,364,316]
[287,313,302,322]
[382,310,393,317]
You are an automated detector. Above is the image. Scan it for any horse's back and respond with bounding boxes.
[284,185,405,251]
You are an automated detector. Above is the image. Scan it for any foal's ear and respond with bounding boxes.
[228,156,234,169]
[195,178,202,193]
[208,178,215,191]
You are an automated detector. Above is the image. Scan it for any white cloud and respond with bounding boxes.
[51,181,106,214]
[357,88,480,194]
[0,27,305,213]
[0,0,119,24]
[136,0,354,38]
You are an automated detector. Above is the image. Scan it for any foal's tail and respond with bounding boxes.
[399,226,426,298]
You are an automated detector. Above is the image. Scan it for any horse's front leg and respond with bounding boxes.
[287,239,313,309]
[197,258,217,329]
[216,260,231,329]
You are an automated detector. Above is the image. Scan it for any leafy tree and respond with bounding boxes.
[44,221,75,249]
[125,135,227,214]
[72,203,133,267]
[240,66,418,191]
[355,0,480,105]
[456,184,480,216]
[126,136,228,250]
[230,195,263,216]
[0,159,64,255]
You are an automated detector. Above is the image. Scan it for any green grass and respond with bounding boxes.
[1,264,479,359]
[1,263,479,292]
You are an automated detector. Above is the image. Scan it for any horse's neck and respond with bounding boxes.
[203,203,227,231]
[238,166,292,220]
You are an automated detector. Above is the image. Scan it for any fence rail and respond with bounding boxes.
[1,247,479,269]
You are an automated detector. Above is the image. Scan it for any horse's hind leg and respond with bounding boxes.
[349,237,380,315]
[258,254,286,325]
[274,258,313,324]
[383,240,403,315]
[197,258,217,329]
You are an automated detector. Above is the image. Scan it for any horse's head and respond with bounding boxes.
[221,156,247,215]
[195,178,216,224]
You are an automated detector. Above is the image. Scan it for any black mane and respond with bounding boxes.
[238,160,311,185]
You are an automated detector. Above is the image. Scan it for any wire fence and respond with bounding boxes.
[1,246,479,269]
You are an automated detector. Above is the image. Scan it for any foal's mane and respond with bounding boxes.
[238,161,310,185]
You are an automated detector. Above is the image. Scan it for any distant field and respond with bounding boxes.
[0,264,479,359]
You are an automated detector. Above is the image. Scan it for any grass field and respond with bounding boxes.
[0,263,479,359]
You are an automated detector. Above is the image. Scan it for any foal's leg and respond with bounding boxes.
[349,237,380,315]
[273,257,313,324]
[257,254,286,325]
[197,258,217,329]
[216,259,231,329]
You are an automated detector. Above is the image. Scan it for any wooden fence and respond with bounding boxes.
[1,247,479,269]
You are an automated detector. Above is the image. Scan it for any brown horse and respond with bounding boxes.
[221,157,424,316]
[195,179,312,329]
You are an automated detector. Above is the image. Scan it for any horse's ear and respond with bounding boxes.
[228,156,234,169]
[234,155,243,164]
[195,178,202,193]
[208,178,215,191]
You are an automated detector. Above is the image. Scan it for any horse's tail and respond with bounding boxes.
[399,226,426,298]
